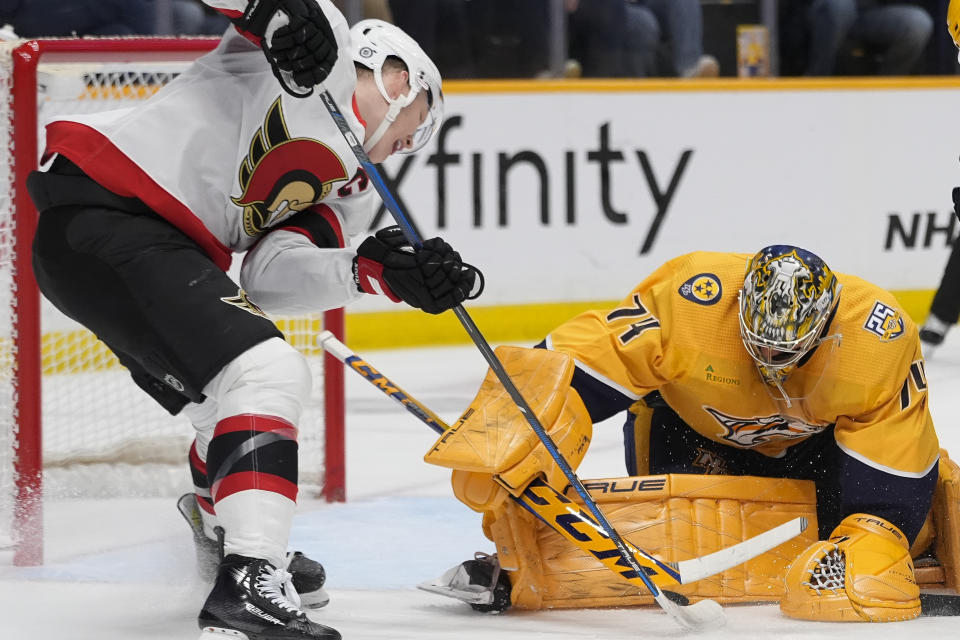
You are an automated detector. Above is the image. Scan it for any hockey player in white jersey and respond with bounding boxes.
[27,2,479,639]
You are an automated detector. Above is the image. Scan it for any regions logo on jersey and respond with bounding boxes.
[704,406,827,448]
[678,273,722,306]
[232,97,349,237]
[863,300,904,342]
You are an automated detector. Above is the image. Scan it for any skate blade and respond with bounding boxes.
[198,627,251,640]
[417,579,493,605]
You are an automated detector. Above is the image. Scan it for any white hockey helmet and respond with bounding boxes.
[350,19,444,154]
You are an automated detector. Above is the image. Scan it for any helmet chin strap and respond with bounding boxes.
[362,66,418,153]
[363,101,400,152]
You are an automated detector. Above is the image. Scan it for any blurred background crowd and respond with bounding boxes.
[0,0,957,80]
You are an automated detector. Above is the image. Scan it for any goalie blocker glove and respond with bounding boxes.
[234,0,338,97]
[353,225,483,314]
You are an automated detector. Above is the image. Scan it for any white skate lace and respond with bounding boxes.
[802,543,845,595]
[256,564,303,615]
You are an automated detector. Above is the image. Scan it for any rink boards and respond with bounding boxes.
[347,77,960,348]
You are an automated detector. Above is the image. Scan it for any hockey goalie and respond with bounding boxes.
[419,244,960,622]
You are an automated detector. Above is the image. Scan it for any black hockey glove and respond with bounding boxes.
[353,226,481,315]
[234,0,338,97]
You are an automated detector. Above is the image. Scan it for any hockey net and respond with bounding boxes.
[0,38,346,565]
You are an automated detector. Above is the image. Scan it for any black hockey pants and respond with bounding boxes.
[28,158,283,414]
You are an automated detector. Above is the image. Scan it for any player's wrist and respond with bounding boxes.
[352,253,401,302]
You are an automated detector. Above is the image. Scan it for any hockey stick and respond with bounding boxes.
[316,89,724,630]
[317,331,806,594]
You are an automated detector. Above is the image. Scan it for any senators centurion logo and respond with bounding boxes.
[704,406,827,448]
[232,97,349,237]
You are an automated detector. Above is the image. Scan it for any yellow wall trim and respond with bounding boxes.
[345,289,939,351]
[445,77,960,95]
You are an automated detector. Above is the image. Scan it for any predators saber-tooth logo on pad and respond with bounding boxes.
[232,97,349,237]
[704,406,827,448]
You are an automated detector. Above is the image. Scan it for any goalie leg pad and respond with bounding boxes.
[932,450,960,592]
[780,513,921,622]
[484,474,818,609]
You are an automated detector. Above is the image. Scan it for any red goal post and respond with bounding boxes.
[1,37,346,567]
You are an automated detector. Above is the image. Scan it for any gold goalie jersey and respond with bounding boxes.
[545,251,939,478]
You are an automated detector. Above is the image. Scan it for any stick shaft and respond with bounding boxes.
[319,334,447,436]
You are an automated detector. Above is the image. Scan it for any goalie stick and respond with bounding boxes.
[316,88,727,630]
[316,331,807,603]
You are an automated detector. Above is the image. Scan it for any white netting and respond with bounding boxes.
[0,39,338,555]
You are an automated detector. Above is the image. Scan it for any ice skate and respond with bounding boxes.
[198,554,340,640]
[920,314,950,357]
[178,494,329,608]
[287,552,329,609]
[178,493,224,581]
[417,552,511,613]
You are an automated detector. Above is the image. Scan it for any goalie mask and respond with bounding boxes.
[738,245,841,402]
[350,19,444,154]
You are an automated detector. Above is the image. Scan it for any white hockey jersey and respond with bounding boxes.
[41,0,377,314]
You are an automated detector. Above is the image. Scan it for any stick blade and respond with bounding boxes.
[656,592,725,630]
